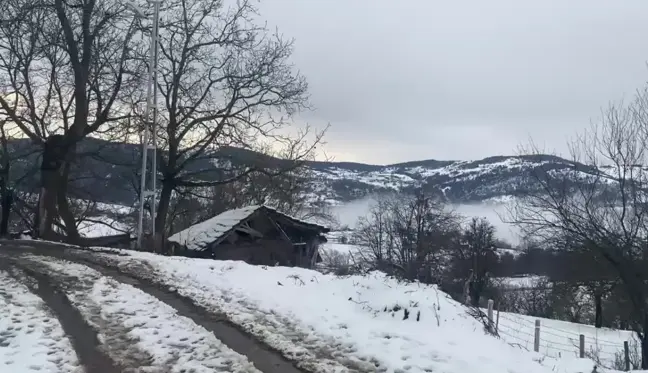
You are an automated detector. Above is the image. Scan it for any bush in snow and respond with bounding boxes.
[318,249,362,276]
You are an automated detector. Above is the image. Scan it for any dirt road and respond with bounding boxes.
[0,240,308,373]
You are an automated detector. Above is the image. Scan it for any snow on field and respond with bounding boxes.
[321,231,361,256]
[0,270,81,373]
[95,202,132,215]
[494,275,549,289]
[322,242,360,255]
[496,309,635,369]
[22,255,260,372]
[77,216,130,238]
[84,249,622,373]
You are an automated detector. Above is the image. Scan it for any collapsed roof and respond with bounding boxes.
[167,205,330,252]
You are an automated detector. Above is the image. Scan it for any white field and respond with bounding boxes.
[495,309,635,367]
[78,248,643,373]
[76,199,642,371]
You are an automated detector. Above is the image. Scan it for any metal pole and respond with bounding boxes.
[534,319,541,352]
[137,5,159,249]
[150,0,160,239]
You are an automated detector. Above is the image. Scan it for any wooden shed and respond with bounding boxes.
[167,205,330,268]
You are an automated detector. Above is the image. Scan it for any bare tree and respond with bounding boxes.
[546,238,619,328]
[354,192,462,283]
[0,114,47,235]
[0,0,145,240]
[496,277,554,318]
[452,217,498,307]
[164,154,335,237]
[509,85,648,368]
[129,0,323,246]
[0,116,13,236]
[318,248,359,276]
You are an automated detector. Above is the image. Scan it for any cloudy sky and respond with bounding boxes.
[257,0,648,165]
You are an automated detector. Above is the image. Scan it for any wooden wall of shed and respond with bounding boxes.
[209,239,294,266]
[293,236,322,268]
[168,209,327,268]
[171,239,320,268]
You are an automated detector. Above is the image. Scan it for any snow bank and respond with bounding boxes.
[87,250,616,373]
[0,270,81,372]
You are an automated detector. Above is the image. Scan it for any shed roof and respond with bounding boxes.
[167,205,329,252]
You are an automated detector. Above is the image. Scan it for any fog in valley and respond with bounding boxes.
[328,195,522,245]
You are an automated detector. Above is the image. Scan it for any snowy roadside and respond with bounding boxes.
[0,269,82,373]
[22,254,261,373]
[82,250,610,373]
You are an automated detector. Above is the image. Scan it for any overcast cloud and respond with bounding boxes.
[257,0,648,164]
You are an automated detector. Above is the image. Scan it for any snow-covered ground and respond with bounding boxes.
[83,249,633,373]
[77,216,130,237]
[322,242,359,255]
[494,275,550,290]
[0,269,82,372]
[496,309,635,368]
[22,255,260,372]
[490,276,632,367]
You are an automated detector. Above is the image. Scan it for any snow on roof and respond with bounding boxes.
[168,205,261,251]
[167,205,328,252]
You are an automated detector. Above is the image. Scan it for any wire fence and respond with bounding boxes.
[491,306,638,371]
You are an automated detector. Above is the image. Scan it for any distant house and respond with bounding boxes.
[167,205,330,268]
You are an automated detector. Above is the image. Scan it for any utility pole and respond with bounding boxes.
[136,0,162,250]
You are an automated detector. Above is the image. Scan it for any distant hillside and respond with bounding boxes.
[6,137,599,206]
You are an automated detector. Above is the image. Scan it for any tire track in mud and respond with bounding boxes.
[0,257,120,373]
[68,250,385,373]
[0,266,83,372]
[61,253,311,373]
[9,255,163,372]
[2,240,387,372]
[0,242,310,373]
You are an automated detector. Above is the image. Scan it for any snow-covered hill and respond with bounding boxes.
[304,154,597,205]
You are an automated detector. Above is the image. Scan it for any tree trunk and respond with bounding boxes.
[56,160,79,242]
[152,181,173,253]
[470,281,482,308]
[0,176,8,237]
[642,328,648,369]
[36,179,58,240]
[0,187,12,237]
[463,271,473,306]
[35,135,78,241]
[594,293,603,328]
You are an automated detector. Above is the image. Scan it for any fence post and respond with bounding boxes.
[579,334,585,358]
[495,305,500,333]
[624,341,630,371]
[534,319,540,352]
[487,299,494,331]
